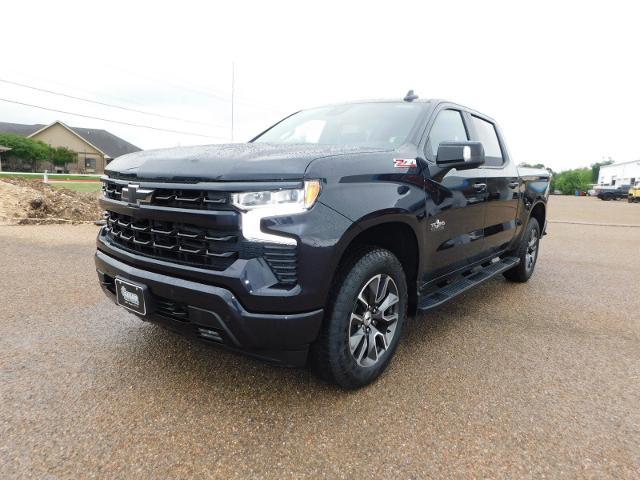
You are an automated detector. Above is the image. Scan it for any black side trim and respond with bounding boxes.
[418,256,519,311]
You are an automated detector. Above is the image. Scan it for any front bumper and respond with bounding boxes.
[95,250,323,366]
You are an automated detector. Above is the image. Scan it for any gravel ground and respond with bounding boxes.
[1,196,639,479]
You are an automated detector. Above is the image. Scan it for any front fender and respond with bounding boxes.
[306,152,428,277]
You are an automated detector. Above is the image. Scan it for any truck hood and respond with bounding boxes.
[105,143,387,182]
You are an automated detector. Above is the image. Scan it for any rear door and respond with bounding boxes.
[468,114,520,255]
[421,107,489,281]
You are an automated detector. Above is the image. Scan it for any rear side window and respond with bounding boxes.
[471,116,503,166]
[428,110,468,156]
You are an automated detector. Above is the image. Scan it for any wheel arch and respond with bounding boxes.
[529,201,546,233]
[333,216,421,314]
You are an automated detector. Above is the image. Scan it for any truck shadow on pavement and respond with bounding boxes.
[105,276,522,399]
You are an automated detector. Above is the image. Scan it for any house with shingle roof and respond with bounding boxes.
[0,120,141,174]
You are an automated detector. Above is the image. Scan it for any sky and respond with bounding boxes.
[1,0,638,171]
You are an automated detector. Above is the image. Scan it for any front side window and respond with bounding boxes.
[471,115,503,166]
[253,102,426,148]
[428,110,468,156]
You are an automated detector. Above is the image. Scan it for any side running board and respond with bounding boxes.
[418,256,520,311]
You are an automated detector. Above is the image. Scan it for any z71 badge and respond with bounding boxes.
[393,158,417,168]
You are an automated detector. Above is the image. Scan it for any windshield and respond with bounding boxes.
[252,102,426,148]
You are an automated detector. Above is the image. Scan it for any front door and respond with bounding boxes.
[421,108,489,282]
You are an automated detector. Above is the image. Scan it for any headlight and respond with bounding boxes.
[231,180,321,211]
[231,180,321,245]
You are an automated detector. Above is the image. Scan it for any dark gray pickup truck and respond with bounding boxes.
[595,184,631,200]
[96,92,550,388]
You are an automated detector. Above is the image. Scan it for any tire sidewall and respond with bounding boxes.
[327,249,408,388]
[521,217,541,279]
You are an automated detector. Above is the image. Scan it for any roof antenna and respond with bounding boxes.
[403,89,419,102]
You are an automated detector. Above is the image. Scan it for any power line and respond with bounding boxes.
[19,73,180,112]
[0,97,228,139]
[106,64,232,104]
[105,63,288,114]
[0,78,226,128]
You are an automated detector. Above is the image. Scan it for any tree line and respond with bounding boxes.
[519,160,614,194]
[0,132,76,170]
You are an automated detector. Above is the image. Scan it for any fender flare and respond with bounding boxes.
[528,199,547,233]
[331,211,423,273]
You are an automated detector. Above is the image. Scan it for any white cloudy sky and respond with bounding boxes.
[2,0,638,171]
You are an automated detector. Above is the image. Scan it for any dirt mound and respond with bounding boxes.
[0,178,103,225]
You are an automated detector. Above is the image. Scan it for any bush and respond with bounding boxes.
[519,160,615,195]
[0,133,76,170]
[51,146,76,166]
[0,133,50,167]
[552,168,592,195]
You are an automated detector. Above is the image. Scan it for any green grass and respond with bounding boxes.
[49,182,103,193]
[0,172,102,181]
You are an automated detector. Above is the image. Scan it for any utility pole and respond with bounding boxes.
[231,62,235,142]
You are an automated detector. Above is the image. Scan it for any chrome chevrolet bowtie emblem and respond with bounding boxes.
[121,184,154,206]
[430,219,446,231]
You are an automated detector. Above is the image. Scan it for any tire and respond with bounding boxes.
[503,217,541,283]
[310,248,408,389]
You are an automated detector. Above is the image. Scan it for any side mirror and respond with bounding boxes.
[436,141,485,170]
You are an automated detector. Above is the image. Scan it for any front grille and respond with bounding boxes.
[101,179,300,286]
[104,211,247,270]
[103,211,298,285]
[102,180,231,211]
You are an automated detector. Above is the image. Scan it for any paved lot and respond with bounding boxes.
[1,196,639,479]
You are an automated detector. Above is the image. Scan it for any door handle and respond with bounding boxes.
[473,182,487,191]
[508,181,520,188]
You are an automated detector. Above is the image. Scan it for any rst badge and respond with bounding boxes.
[393,158,417,168]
